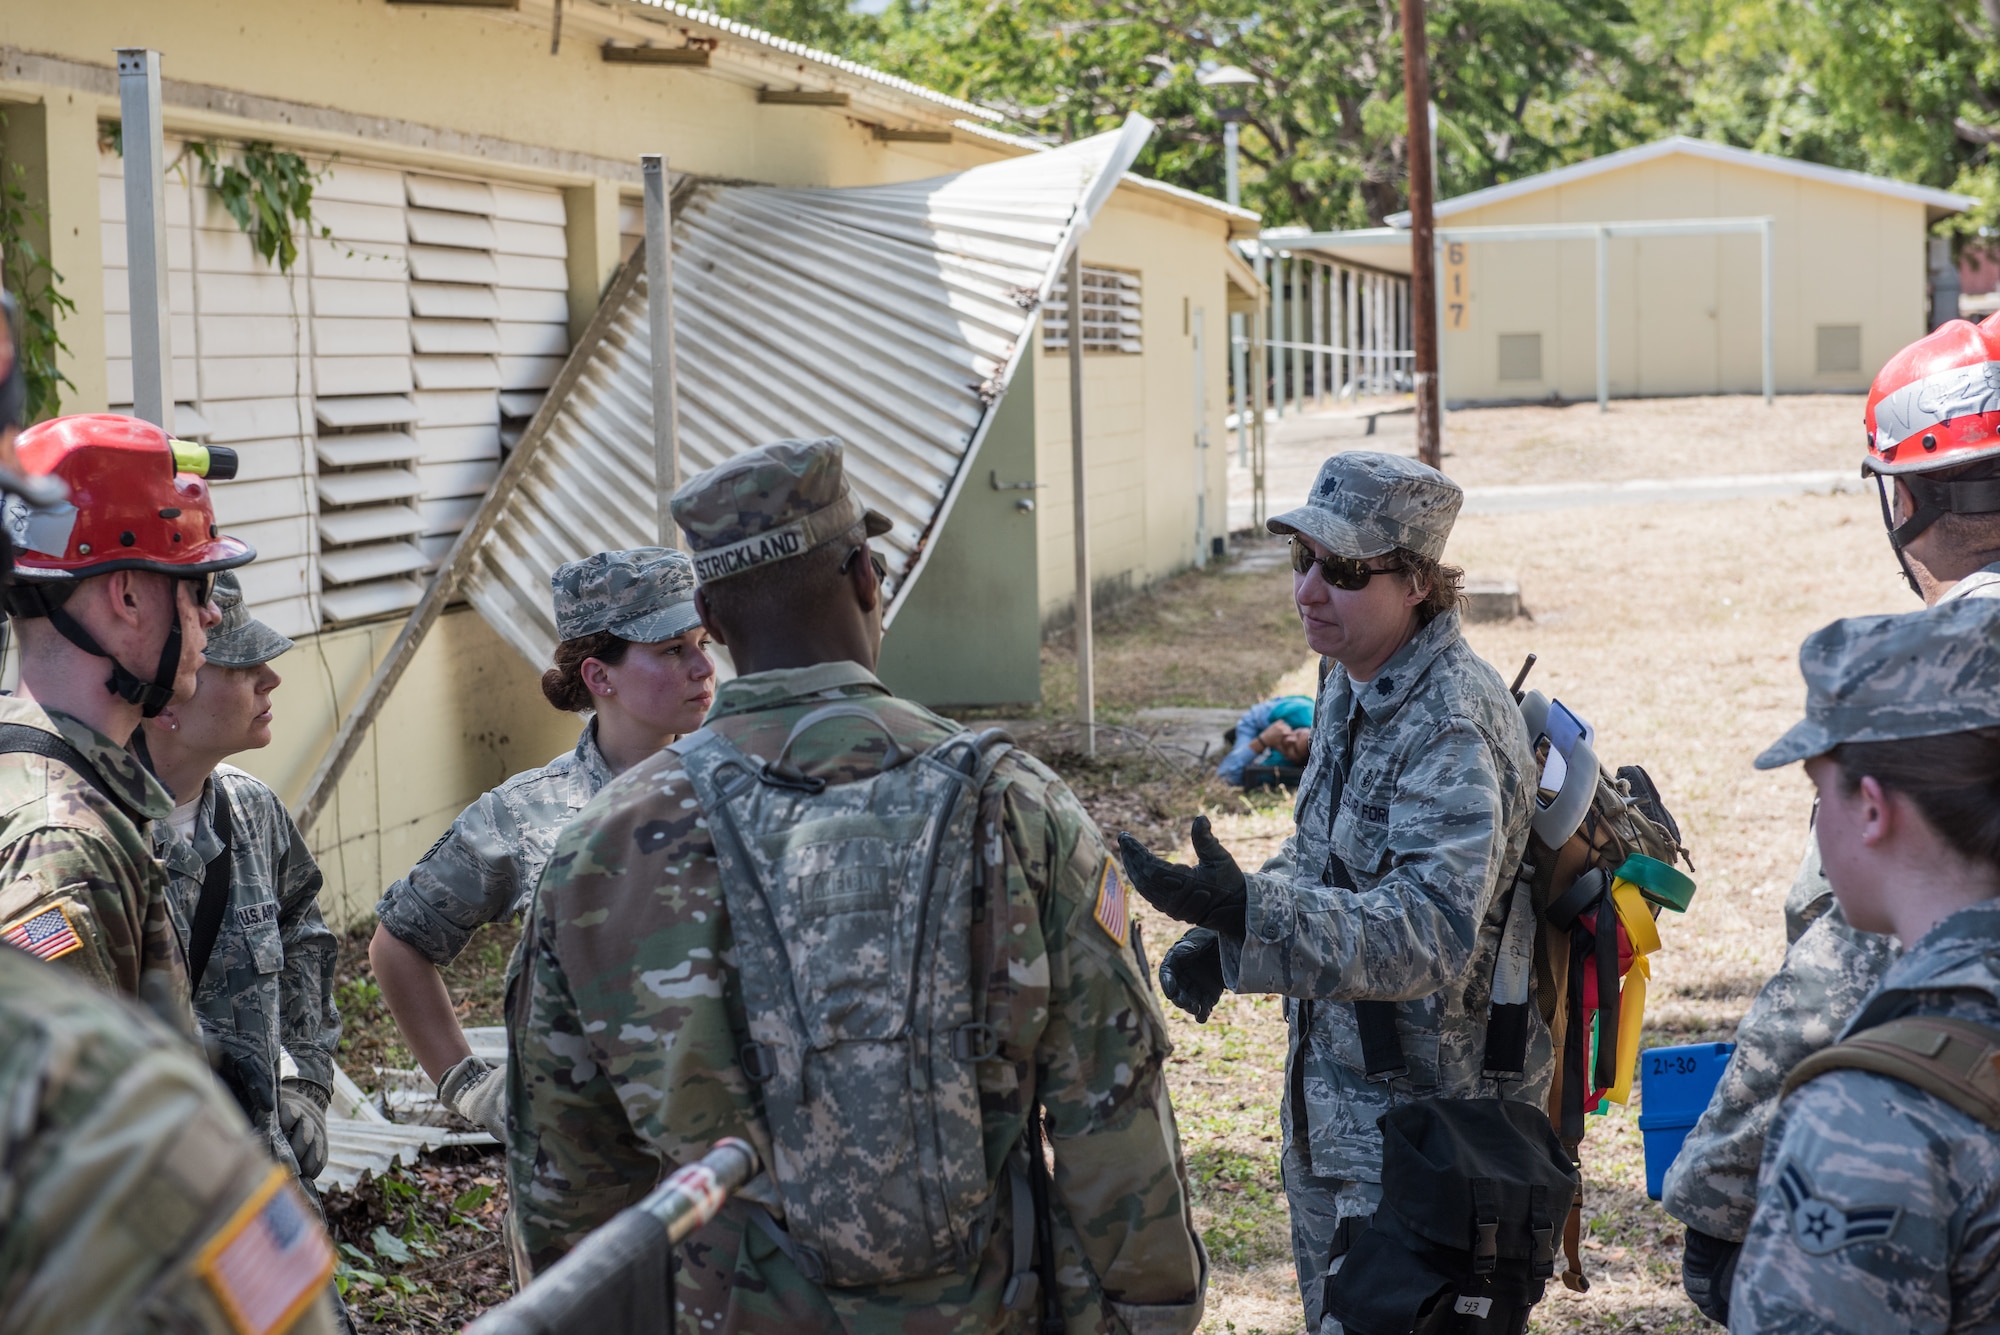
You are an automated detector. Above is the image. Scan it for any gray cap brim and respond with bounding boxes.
[1265,504,1396,560]
[608,599,704,644]
[204,621,295,669]
[1753,720,1838,770]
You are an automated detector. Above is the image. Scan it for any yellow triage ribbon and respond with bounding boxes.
[1601,877,1662,1106]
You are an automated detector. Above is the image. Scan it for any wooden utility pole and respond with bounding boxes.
[1401,0,1442,469]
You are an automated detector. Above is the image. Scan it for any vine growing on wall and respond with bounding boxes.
[182,140,331,273]
[0,110,78,424]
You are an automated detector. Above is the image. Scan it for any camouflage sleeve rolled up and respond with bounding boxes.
[375,787,531,966]
[1729,1069,2000,1333]
[1229,719,1512,1000]
[266,791,342,1093]
[1661,841,1899,1242]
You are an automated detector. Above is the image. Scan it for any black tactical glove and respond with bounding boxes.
[279,1078,331,1180]
[1158,928,1227,1023]
[213,1037,278,1128]
[1117,816,1247,939]
[1680,1226,1741,1326]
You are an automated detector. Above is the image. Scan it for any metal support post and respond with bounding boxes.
[1272,254,1288,416]
[1595,225,1610,413]
[642,155,680,545]
[1067,246,1095,757]
[1289,256,1303,413]
[1310,262,1325,407]
[1252,311,1268,529]
[1223,121,1241,209]
[116,49,174,429]
[1231,312,1248,465]
[1761,217,1775,406]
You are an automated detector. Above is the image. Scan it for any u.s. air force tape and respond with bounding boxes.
[689,493,860,582]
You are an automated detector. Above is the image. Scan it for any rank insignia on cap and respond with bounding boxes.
[1093,858,1129,947]
[197,1167,336,1335]
[1777,1160,1900,1254]
[2,904,82,962]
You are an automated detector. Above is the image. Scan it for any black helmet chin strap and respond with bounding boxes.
[38,582,185,718]
[1869,467,2000,598]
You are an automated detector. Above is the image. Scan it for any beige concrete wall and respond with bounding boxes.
[227,608,580,928]
[1439,152,1930,403]
[1033,185,1235,625]
[2,0,1247,919]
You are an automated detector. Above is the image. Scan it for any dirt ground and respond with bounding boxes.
[331,394,1907,1332]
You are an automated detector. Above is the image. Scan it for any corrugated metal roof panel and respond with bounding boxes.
[460,121,1152,671]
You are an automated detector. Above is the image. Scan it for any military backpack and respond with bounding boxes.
[673,705,1030,1292]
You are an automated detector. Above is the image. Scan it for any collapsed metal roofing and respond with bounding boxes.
[458,118,1153,671]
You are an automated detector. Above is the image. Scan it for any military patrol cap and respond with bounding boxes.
[1267,450,1463,562]
[669,437,892,583]
[201,571,293,668]
[551,547,701,643]
[1755,597,2000,769]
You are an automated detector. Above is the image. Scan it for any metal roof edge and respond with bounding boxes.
[883,113,1158,627]
[1382,136,1976,226]
[949,119,1263,232]
[623,0,1002,121]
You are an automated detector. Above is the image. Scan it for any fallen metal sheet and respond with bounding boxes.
[460,119,1152,671]
[318,1060,497,1194]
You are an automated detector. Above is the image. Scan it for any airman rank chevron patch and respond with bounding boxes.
[2,904,82,962]
[1093,857,1129,947]
[1777,1159,1901,1255]
[198,1167,335,1335]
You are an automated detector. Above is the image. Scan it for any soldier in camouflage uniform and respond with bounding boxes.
[1664,318,2000,1323]
[0,941,337,1335]
[1120,451,1541,1335]
[371,547,713,1139]
[139,572,341,1193]
[0,415,247,1035]
[507,437,1207,1334]
[1728,597,2000,1333]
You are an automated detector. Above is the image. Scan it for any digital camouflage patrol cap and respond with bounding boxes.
[1267,450,1463,562]
[1755,596,2000,769]
[551,547,701,643]
[202,571,293,669]
[669,437,892,583]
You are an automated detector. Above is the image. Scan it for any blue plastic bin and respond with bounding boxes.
[1638,1041,1735,1200]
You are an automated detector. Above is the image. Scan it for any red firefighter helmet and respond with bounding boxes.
[7,414,253,581]
[4,414,255,718]
[1861,320,2000,594]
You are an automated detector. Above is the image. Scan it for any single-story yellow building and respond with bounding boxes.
[1271,136,1972,406]
[1,0,1258,922]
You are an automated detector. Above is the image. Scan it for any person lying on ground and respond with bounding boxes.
[1217,694,1314,786]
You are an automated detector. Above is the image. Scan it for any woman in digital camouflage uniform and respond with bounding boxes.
[368,547,714,1138]
[139,571,340,1195]
[1732,597,2000,1333]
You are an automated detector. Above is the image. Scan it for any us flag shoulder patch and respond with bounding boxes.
[1093,858,1129,947]
[197,1167,335,1335]
[2,904,82,962]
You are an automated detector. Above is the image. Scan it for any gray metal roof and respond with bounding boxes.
[459,119,1152,670]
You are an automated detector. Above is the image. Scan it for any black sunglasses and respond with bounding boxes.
[841,545,888,582]
[1289,539,1405,591]
[180,571,217,605]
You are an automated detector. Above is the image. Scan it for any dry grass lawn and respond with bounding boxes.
[1044,413,1911,1332]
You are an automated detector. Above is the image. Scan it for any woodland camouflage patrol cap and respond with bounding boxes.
[551,547,701,643]
[1267,450,1463,562]
[669,437,892,583]
[1755,596,2000,768]
[202,571,294,669]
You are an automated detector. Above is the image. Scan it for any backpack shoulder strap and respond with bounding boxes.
[1781,1015,2000,1131]
[186,785,235,990]
[0,721,143,825]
